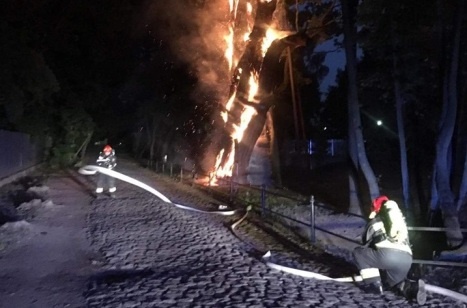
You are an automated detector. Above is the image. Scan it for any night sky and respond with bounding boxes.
[1,1,327,158]
[3,0,467,221]
[2,1,204,135]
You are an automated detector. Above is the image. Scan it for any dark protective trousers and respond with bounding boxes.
[96,173,116,192]
[353,246,412,287]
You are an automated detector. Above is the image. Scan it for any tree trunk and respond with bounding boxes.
[199,0,316,186]
[269,111,282,186]
[433,0,463,248]
[390,27,411,215]
[199,0,278,177]
[234,34,306,181]
[393,77,411,211]
[341,0,379,215]
[455,81,467,211]
[342,0,360,215]
[78,131,93,163]
[457,151,467,212]
[391,16,413,216]
[149,116,157,165]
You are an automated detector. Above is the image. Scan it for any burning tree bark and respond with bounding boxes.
[235,34,308,182]
[199,0,302,184]
[199,0,333,185]
[199,0,280,182]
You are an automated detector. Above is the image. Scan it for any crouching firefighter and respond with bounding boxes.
[95,144,117,197]
[352,196,427,305]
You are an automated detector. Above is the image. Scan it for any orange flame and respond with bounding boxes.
[224,27,234,71]
[261,28,290,56]
[246,2,253,14]
[209,2,284,185]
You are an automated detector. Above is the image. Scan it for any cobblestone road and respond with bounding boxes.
[83,160,460,307]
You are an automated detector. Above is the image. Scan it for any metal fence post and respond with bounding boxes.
[230,162,237,201]
[229,175,233,201]
[191,165,196,186]
[180,167,183,182]
[170,163,173,177]
[162,163,165,174]
[310,195,316,243]
[261,184,266,217]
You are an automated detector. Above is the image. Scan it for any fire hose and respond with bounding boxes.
[231,207,467,303]
[78,165,467,304]
[229,206,363,282]
[78,165,235,216]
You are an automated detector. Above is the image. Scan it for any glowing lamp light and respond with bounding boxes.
[376,120,383,126]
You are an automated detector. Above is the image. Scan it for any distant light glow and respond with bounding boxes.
[377,120,383,126]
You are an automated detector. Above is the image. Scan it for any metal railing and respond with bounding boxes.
[146,160,467,267]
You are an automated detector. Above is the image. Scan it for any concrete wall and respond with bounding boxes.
[0,130,43,183]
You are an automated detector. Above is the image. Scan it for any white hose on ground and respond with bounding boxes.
[79,165,467,304]
[229,206,362,282]
[78,165,236,216]
[425,284,467,303]
[263,257,362,282]
[231,208,467,304]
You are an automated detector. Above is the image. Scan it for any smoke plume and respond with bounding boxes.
[143,0,232,103]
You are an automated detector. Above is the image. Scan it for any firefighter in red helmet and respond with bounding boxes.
[352,196,426,305]
[95,145,117,197]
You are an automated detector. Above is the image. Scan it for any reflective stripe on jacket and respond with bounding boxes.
[96,150,117,169]
[364,217,412,255]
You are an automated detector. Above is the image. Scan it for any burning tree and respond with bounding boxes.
[198,0,282,183]
[199,0,333,185]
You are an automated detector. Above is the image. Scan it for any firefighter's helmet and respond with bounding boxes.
[103,145,113,155]
[372,195,389,213]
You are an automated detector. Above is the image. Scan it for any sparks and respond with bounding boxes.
[209,0,284,185]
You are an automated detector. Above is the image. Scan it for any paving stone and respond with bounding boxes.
[84,161,464,308]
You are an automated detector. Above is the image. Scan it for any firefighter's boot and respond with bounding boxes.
[415,279,427,305]
[359,268,383,295]
[394,279,426,305]
[108,187,116,198]
[359,280,383,295]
